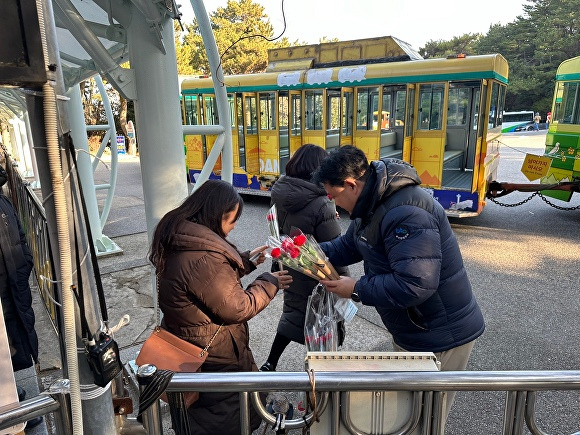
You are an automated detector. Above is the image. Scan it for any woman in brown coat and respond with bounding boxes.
[149,180,291,434]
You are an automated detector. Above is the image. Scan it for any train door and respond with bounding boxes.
[402,85,415,162]
[243,93,260,177]
[380,85,406,159]
[340,88,354,145]
[410,83,446,188]
[354,86,380,160]
[202,95,221,172]
[288,91,302,157]
[278,91,290,173]
[258,91,280,184]
[183,94,204,182]
[442,82,480,190]
[303,89,325,147]
[326,89,341,151]
[228,94,239,170]
[236,93,246,171]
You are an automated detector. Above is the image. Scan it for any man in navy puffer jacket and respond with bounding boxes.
[314,146,484,424]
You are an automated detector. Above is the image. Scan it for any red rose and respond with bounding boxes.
[293,234,307,246]
[271,248,281,258]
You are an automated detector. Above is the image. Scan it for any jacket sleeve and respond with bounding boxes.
[313,201,350,276]
[320,222,363,267]
[356,205,442,309]
[187,251,278,324]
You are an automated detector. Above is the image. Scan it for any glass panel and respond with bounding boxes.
[380,92,392,130]
[557,82,579,124]
[184,95,199,125]
[473,89,481,134]
[236,95,245,169]
[405,88,415,137]
[204,95,218,125]
[395,90,406,127]
[228,94,235,126]
[246,95,257,134]
[357,87,379,130]
[447,87,470,126]
[488,83,499,128]
[260,92,276,130]
[291,94,301,136]
[418,84,444,130]
[342,91,353,136]
[305,90,323,130]
[327,90,341,131]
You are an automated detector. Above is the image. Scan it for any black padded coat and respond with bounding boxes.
[270,175,345,343]
[0,193,38,371]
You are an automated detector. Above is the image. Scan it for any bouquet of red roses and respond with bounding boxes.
[267,230,339,281]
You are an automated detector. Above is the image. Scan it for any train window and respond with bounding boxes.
[342,91,353,136]
[305,90,323,130]
[279,93,289,128]
[556,82,580,124]
[395,90,406,127]
[327,90,341,132]
[204,96,218,125]
[357,87,379,130]
[183,95,199,125]
[228,94,235,126]
[291,94,301,135]
[418,84,444,130]
[447,87,470,126]
[246,95,257,135]
[260,92,276,130]
[488,82,505,129]
[405,87,415,137]
[380,92,392,130]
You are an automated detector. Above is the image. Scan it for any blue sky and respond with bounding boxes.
[179,0,528,50]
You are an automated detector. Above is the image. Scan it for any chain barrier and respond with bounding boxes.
[489,191,580,211]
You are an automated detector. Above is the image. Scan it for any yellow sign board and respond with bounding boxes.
[521,154,552,181]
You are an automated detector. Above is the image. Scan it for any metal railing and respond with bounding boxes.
[0,386,70,434]
[136,369,580,435]
[1,149,62,337]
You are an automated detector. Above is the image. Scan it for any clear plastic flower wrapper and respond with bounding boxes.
[266,204,281,241]
[304,284,340,351]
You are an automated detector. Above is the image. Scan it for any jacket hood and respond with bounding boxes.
[170,220,244,269]
[351,158,422,220]
[271,176,328,213]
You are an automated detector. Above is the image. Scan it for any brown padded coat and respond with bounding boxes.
[158,220,278,434]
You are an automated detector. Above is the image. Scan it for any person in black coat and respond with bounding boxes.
[0,166,39,373]
[260,144,347,371]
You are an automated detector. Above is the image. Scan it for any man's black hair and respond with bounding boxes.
[312,145,369,186]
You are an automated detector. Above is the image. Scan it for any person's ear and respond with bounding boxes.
[343,178,357,190]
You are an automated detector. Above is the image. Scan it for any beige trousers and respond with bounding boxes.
[393,339,477,432]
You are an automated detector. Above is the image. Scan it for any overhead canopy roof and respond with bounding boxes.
[0,0,183,121]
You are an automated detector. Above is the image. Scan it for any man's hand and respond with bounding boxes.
[320,276,357,299]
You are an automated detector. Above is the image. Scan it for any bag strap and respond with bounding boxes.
[155,273,222,355]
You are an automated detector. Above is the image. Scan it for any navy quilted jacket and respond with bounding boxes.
[321,159,484,352]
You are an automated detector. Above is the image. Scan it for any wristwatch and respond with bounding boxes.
[350,290,361,303]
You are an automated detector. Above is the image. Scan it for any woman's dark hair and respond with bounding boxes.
[149,180,243,271]
[285,144,329,181]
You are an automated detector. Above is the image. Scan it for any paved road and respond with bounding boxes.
[87,133,580,434]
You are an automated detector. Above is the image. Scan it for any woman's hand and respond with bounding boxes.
[271,270,292,290]
[249,245,268,265]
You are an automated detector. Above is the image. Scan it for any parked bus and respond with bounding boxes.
[181,37,508,217]
[541,56,580,201]
[501,110,534,132]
